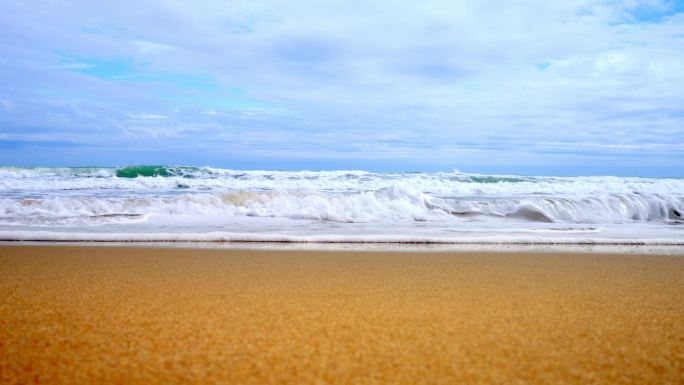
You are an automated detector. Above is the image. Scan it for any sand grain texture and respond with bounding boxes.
[1,246,683,384]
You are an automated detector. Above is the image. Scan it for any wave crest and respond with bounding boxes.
[1,190,681,226]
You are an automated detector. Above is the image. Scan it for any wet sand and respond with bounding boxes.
[1,246,683,384]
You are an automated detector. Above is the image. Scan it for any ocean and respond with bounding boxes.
[0,165,682,245]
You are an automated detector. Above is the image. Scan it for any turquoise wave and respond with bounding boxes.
[115,165,200,178]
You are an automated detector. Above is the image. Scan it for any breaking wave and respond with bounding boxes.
[0,188,681,226]
[1,166,682,243]
[1,166,683,197]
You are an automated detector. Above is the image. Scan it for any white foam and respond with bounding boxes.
[1,167,683,197]
[1,190,681,226]
[0,167,682,243]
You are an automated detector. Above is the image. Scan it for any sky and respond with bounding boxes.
[0,0,683,176]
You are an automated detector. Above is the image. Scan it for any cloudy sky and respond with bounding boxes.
[1,1,683,175]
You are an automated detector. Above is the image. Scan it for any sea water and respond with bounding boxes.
[0,166,682,244]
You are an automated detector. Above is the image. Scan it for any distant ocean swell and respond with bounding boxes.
[0,166,682,244]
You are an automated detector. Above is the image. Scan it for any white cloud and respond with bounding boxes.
[128,113,169,120]
[0,0,682,173]
[134,40,173,54]
[57,62,94,70]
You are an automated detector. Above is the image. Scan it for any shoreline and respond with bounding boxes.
[2,240,684,255]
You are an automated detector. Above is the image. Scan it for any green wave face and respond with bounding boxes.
[115,165,200,178]
[116,165,170,178]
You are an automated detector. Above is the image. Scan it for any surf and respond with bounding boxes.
[0,166,682,244]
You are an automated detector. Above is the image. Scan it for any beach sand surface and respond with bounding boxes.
[1,246,683,384]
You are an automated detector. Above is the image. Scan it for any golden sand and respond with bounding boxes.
[1,246,683,384]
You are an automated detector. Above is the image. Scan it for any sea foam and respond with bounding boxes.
[0,166,682,243]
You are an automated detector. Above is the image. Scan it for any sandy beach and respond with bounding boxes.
[1,246,683,384]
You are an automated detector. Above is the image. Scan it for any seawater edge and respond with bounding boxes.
[2,240,684,255]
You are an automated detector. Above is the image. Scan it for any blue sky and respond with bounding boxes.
[0,0,683,176]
